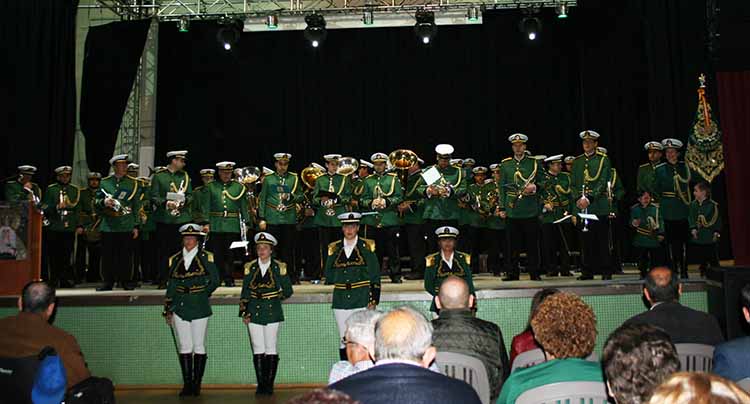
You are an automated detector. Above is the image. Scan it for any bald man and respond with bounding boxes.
[432,276,509,402]
[330,306,481,404]
[623,267,724,346]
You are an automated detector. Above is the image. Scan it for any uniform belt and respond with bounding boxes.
[266,202,294,212]
[209,211,239,218]
[636,228,654,236]
[175,285,208,294]
[334,281,370,290]
[249,291,282,300]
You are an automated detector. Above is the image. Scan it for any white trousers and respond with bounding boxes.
[172,313,209,354]
[248,322,281,355]
[334,308,366,348]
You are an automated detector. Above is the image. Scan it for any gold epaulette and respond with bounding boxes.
[244,259,257,275]
[425,252,438,268]
[155,167,167,174]
[328,240,342,257]
[654,162,666,169]
[275,259,287,276]
[46,183,60,190]
[203,250,214,263]
[574,154,585,160]
[362,238,376,253]
[168,251,181,268]
[639,163,651,168]
[387,172,397,177]
[501,157,512,163]
[456,250,471,266]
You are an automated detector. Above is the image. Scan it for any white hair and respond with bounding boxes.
[345,310,383,355]
[374,306,433,362]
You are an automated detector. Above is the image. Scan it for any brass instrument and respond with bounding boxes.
[301,163,325,190]
[100,188,132,216]
[24,187,49,226]
[336,157,359,177]
[581,184,590,232]
[388,149,418,190]
[58,189,69,219]
[168,180,187,216]
[236,166,262,224]
[372,183,386,210]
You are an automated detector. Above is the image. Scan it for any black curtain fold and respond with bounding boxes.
[80,19,151,175]
[0,0,78,187]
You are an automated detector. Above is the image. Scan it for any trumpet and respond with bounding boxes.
[58,189,69,218]
[24,187,49,226]
[100,188,132,215]
[168,180,186,217]
[372,183,386,210]
[581,184,590,233]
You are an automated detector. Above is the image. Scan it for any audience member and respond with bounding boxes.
[509,288,559,364]
[602,323,680,404]
[328,310,382,384]
[432,276,509,402]
[288,388,361,404]
[713,283,750,382]
[497,292,603,404]
[0,281,91,389]
[623,266,724,345]
[330,306,481,404]
[648,372,750,404]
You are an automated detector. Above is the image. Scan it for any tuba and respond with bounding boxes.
[389,149,418,189]
[301,163,325,190]
[336,157,359,177]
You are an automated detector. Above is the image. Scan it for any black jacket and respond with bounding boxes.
[432,308,509,402]
[329,363,481,404]
[624,301,725,345]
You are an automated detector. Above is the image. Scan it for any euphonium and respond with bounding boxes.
[301,163,325,190]
[388,149,418,189]
[336,157,359,177]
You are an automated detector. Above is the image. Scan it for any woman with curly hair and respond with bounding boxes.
[496,292,604,404]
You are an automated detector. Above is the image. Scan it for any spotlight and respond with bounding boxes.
[178,16,190,33]
[266,14,279,29]
[216,18,242,51]
[556,3,569,19]
[467,6,480,22]
[304,14,327,48]
[414,10,436,45]
[519,16,541,41]
[363,8,374,26]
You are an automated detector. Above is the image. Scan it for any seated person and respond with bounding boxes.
[602,323,680,404]
[497,292,603,404]
[0,281,91,390]
[509,288,559,364]
[713,283,750,382]
[623,266,724,345]
[328,309,383,384]
[648,372,750,404]
[432,276,509,402]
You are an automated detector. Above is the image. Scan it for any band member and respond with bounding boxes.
[191,169,215,224]
[203,161,248,287]
[400,158,427,280]
[636,141,663,201]
[96,155,141,291]
[137,176,158,284]
[539,155,573,277]
[498,134,541,281]
[688,182,721,276]
[239,232,293,396]
[360,152,404,283]
[418,144,466,248]
[424,226,475,313]
[313,154,352,277]
[351,159,373,212]
[324,212,380,361]
[485,163,509,276]
[655,138,692,279]
[459,166,487,273]
[76,172,103,283]
[599,146,626,274]
[563,156,575,173]
[630,191,665,278]
[258,153,304,284]
[150,150,193,288]
[42,166,81,288]
[162,223,220,397]
[462,158,476,181]
[4,165,42,203]
[571,130,613,280]
[297,163,324,282]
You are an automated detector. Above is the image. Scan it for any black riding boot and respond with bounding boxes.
[178,353,193,397]
[193,354,207,396]
[264,355,279,395]
[253,354,266,395]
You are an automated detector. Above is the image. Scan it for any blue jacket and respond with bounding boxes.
[330,362,481,404]
[713,337,750,382]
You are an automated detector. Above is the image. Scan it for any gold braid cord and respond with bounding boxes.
[697,202,719,228]
[673,164,692,205]
[685,74,724,183]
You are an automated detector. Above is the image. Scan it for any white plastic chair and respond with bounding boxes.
[515,381,609,404]
[436,351,491,404]
[674,343,715,372]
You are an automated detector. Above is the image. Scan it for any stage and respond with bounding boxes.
[0,266,715,388]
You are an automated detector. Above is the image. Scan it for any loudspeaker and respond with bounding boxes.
[706,266,750,340]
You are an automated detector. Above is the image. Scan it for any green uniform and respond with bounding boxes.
[202,180,248,233]
[610,168,625,212]
[459,182,484,227]
[570,151,612,216]
[163,249,221,320]
[41,183,82,231]
[417,164,466,221]
[258,172,303,225]
[688,199,721,245]
[4,180,42,203]
[324,238,380,309]
[655,161,692,221]
[191,183,211,224]
[498,156,540,219]
[138,184,156,240]
[360,172,403,228]
[539,171,571,224]
[636,162,660,202]
[400,170,425,225]
[95,175,142,233]
[312,173,352,227]
[149,169,193,224]
[630,203,665,248]
[424,251,474,312]
[351,177,365,212]
[78,187,101,241]
[239,259,294,325]
[482,180,505,230]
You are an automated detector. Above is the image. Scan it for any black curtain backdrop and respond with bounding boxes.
[80,19,151,175]
[0,0,78,187]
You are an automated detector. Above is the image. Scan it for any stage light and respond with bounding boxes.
[178,16,190,33]
[304,14,327,48]
[556,3,569,19]
[467,6,480,22]
[267,14,279,29]
[216,19,242,51]
[520,16,541,41]
[414,10,436,45]
[363,8,374,25]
